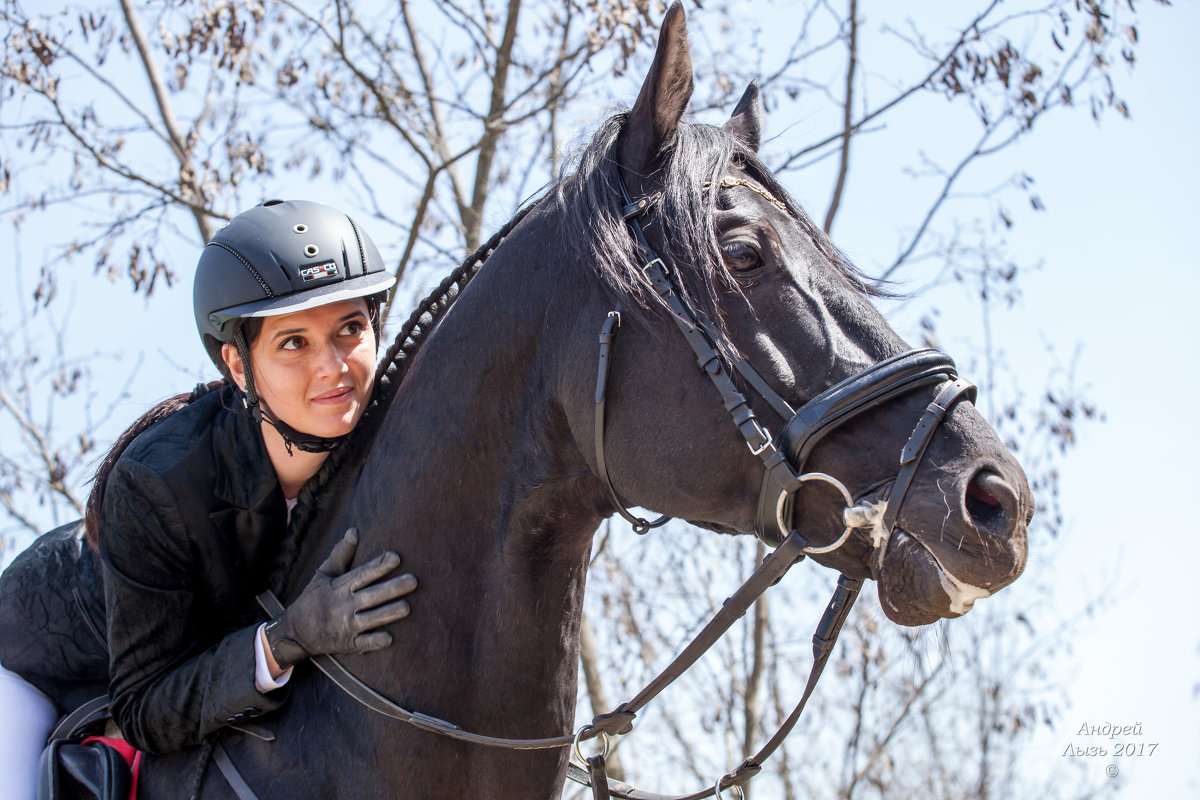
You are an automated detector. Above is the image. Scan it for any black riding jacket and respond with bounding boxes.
[97,386,292,754]
[0,520,109,717]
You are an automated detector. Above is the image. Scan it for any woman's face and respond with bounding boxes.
[224,298,376,438]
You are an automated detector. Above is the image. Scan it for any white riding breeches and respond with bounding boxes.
[0,663,57,800]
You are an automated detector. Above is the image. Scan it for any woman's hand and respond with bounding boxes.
[264,527,417,669]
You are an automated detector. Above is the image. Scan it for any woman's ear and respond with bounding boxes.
[222,342,247,392]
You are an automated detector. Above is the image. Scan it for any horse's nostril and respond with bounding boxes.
[965,470,1010,530]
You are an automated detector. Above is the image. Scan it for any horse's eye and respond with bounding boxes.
[721,242,763,273]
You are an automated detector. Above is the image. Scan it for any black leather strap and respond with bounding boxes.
[213,741,261,800]
[588,753,613,800]
[872,377,976,575]
[47,695,110,743]
[882,377,976,532]
[595,308,670,533]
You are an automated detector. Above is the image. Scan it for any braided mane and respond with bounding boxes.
[267,201,541,593]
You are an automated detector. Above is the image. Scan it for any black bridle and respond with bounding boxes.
[595,173,977,568]
[573,174,979,797]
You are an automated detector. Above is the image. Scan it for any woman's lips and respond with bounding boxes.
[310,386,355,404]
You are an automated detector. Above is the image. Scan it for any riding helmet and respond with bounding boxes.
[192,199,395,453]
[194,198,394,367]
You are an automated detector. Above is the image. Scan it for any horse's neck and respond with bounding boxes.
[333,245,605,738]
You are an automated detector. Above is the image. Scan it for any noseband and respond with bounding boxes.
[595,174,978,572]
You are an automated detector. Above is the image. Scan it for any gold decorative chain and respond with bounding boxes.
[702,177,788,212]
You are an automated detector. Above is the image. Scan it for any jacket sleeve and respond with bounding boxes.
[99,459,289,754]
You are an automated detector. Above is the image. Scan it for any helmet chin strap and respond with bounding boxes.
[233,327,349,456]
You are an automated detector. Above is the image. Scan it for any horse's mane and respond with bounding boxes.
[271,110,880,591]
[555,113,881,355]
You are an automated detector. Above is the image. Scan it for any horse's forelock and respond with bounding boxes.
[556,114,743,356]
[556,113,883,363]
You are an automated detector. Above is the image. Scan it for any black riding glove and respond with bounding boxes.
[264,527,417,670]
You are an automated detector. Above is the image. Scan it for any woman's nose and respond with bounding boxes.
[314,340,350,377]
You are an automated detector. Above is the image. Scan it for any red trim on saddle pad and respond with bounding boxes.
[82,736,140,800]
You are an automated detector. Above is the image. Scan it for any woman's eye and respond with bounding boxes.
[721,242,764,273]
[339,320,366,337]
[280,335,306,351]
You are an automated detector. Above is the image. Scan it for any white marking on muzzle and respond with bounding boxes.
[928,553,991,614]
[847,499,993,615]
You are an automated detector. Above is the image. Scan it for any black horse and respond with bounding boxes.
[131,4,1031,797]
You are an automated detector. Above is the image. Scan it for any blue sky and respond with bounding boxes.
[858,2,1200,793]
[3,1,1196,794]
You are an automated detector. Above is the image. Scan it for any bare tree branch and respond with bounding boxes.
[118,0,214,241]
[822,0,857,235]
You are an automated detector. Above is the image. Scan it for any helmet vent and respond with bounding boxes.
[304,244,319,257]
[293,223,308,233]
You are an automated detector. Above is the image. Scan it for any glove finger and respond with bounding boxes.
[350,573,418,610]
[333,550,402,592]
[351,631,394,654]
[320,527,359,577]
[353,599,412,631]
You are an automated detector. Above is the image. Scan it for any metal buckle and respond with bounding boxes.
[640,257,669,281]
[746,423,773,457]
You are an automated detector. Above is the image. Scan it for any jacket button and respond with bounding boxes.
[243,707,261,718]
[226,716,237,724]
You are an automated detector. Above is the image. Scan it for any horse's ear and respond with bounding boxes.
[618,1,694,187]
[724,81,764,153]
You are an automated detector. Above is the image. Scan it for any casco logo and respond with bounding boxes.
[300,262,339,282]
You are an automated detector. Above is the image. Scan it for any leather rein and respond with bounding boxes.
[219,175,976,800]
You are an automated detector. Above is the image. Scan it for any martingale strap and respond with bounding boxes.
[568,574,863,800]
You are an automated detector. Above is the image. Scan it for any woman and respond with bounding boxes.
[0,200,417,794]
